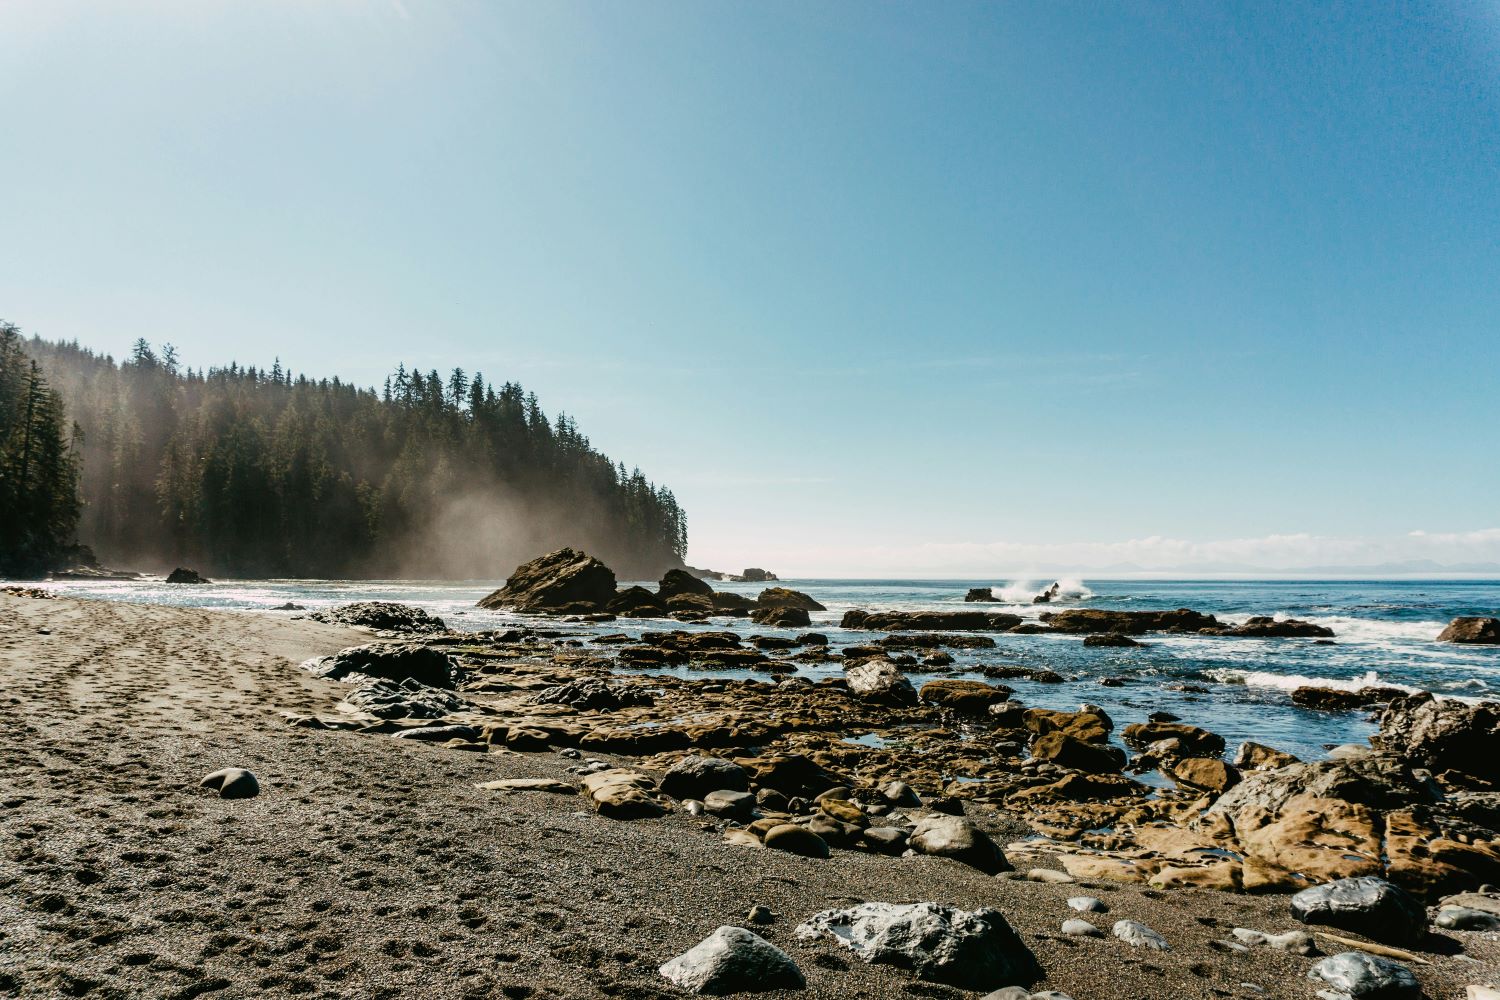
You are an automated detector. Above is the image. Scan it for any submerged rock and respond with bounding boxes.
[795,902,1037,990]
[478,548,617,612]
[659,926,805,995]
[1290,877,1426,945]
[307,601,446,633]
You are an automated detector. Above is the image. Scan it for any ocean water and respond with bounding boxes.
[25,575,1500,764]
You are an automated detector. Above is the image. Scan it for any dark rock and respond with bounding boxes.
[1083,633,1141,648]
[863,826,910,854]
[704,789,756,819]
[1030,733,1124,774]
[755,587,825,612]
[1293,686,1407,712]
[200,767,259,799]
[843,610,1022,632]
[880,633,997,650]
[607,586,667,617]
[1437,616,1500,644]
[735,568,778,582]
[1376,692,1500,784]
[750,606,811,628]
[794,902,1037,990]
[391,724,479,742]
[270,602,306,611]
[712,592,756,613]
[1121,721,1224,756]
[661,756,751,800]
[1033,582,1062,604]
[308,601,446,633]
[1290,877,1427,945]
[1307,952,1419,998]
[478,548,616,612]
[340,678,469,719]
[659,568,714,600]
[166,567,210,584]
[965,587,1000,602]
[659,925,805,994]
[799,633,829,646]
[303,643,460,689]
[1039,608,1221,635]
[1223,616,1335,638]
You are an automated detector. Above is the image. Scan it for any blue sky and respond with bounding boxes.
[3,2,1498,575]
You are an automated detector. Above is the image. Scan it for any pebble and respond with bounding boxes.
[746,905,775,925]
[199,767,259,799]
[559,747,581,759]
[1067,896,1108,913]
[1112,919,1169,950]
[659,926,805,994]
[1308,952,1418,999]
[1061,918,1102,938]
[1230,927,1317,955]
[1025,868,1075,884]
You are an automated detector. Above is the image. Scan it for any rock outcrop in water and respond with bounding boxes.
[1437,616,1500,644]
[842,610,1023,632]
[964,587,999,602]
[478,548,617,612]
[166,567,210,584]
[1039,608,1222,634]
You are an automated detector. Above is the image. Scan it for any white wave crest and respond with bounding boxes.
[1206,668,1420,695]
[988,578,1094,604]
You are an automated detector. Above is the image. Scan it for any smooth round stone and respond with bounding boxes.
[200,767,259,799]
[763,824,829,859]
[1113,919,1169,950]
[1308,952,1418,998]
[746,905,775,925]
[1061,919,1102,938]
[1067,896,1109,913]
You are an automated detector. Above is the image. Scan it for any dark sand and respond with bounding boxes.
[1,593,1494,998]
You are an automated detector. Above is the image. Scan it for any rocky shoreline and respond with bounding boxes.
[3,561,1498,999]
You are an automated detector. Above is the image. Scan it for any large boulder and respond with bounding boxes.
[477,548,616,612]
[964,587,999,603]
[303,643,460,689]
[908,815,1010,874]
[1167,757,1239,794]
[661,756,751,800]
[582,768,663,819]
[844,659,918,706]
[166,567,210,584]
[1039,608,1221,635]
[1307,952,1419,999]
[755,588,826,612]
[794,902,1037,990]
[1376,692,1500,784]
[659,569,714,601]
[607,586,667,617]
[1290,877,1427,945]
[659,926,805,995]
[309,601,447,633]
[1437,616,1500,644]
[750,606,810,627]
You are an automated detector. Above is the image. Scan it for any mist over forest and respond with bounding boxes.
[4,325,687,580]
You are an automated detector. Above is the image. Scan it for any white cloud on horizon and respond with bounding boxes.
[690,528,1500,578]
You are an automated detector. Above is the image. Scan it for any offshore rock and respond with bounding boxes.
[166,567,210,584]
[1039,608,1221,635]
[658,568,713,600]
[478,548,616,612]
[842,610,1023,632]
[965,587,1000,602]
[750,606,811,628]
[1437,616,1500,644]
[659,926,805,995]
[1221,616,1335,638]
[795,902,1037,990]
[755,587,826,612]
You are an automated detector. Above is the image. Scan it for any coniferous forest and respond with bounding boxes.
[3,323,687,580]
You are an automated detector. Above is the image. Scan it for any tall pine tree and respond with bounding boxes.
[0,323,82,575]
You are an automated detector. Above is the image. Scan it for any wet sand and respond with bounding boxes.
[1,593,1493,999]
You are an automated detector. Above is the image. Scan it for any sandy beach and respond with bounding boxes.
[1,591,1495,1000]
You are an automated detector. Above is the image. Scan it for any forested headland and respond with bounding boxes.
[1,322,687,580]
